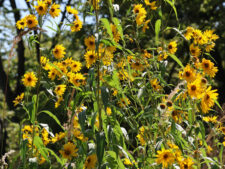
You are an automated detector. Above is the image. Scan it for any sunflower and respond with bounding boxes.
[179,157,194,169]
[156,149,175,168]
[201,58,218,78]
[59,142,78,160]
[171,110,183,123]
[71,19,82,32]
[48,68,58,80]
[131,60,144,71]
[16,18,27,30]
[150,79,162,91]
[133,4,147,25]
[84,154,97,169]
[54,84,66,96]
[187,80,202,99]
[34,0,48,16]
[189,43,201,57]
[118,97,130,108]
[66,6,78,16]
[102,49,114,66]
[201,86,218,113]
[43,0,51,6]
[49,3,61,18]
[22,72,38,87]
[203,116,217,123]
[40,56,49,70]
[133,4,145,15]
[124,158,133,166]
[25,15,38,28]
[70,61,82,72]
[142,19,150,32]
[84,36,95,50]
[111,24,121,42]
[84,50,97,68]
[180,65,196,82]
[184,26,194,40]
[52,44,66,59]
[168,41,177,54]
[70,73,85,87]
[13,93,24,106]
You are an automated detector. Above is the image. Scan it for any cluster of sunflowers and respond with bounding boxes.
[10,0,224,168]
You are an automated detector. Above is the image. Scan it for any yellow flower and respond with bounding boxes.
[40,56,49,70]
[111,24,121,42]
[13,93,24,106]
[16,18,27,30]
[189,43,201,57]
[70,60,82,72]
[101,49,114,66]
[203,116,217,123]
[131,60,144,71]
[187,80,202,99]
[168,41,177,54]
[54,84,66,96]
[25,15,38,28]
[48,68,58,80]
[34,0,48,16]
[179,157,194,169]
[156,149,175,168]
[43,0,52,6]
[106,107,112,116]
[70,73,85,87]
[84,50,97,68]
[145,0,157,10]
[49,3,61,18]
[150,79,162,91]
[84,36,95,50]
[22,72,38,87]
[201,86,218,113]
[71,19,82,32]
[201,58,218,78]
[133,4,147,25]
[59,142,78,160]
[142,19,150,32]
[55,96,63,108]
[118,97,130,108]
[184,26,194,40]
[84,154,97,169]
[180,65,196,82]
[66,6,78,15]
[52,44,66,59]
[124,158,133,166]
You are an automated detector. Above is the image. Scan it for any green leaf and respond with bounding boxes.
[78,110,86,132]
[155,19,161,45]
[215,100,223,111]
[164,0,178,21]
[96,132,106,166]
[101,86,109,108]
[43,148,64,166]
[33,136,49,162]
[39,110,64,130]
[168,53,184,68]
[101,18,113,40]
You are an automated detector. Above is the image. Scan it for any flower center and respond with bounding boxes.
[185,71,191,77]
[28,20,33,25]
[39,6,43,11]
[191,85,196,91]
[27,77,32,82]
